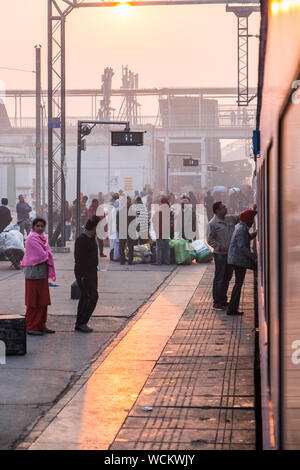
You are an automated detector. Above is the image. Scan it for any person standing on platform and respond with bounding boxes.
[96,202,107,258]
[74,215,100,333]
[0,198,12,233]
[88,199,105,258]
[71,199,77,241]
[65,201,72,242]
[204,191,214,222]
[227,209,257,316]
[206,201,239,311]
[117,196,136,265]
[21,218,56,336]
[16,195,32,237]
[109,195,120,261]
[133,196,149,244]
[152,196,173,265]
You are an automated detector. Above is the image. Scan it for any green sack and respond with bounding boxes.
[169,239,191,265]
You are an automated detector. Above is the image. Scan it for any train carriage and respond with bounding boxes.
[256,0,300,450]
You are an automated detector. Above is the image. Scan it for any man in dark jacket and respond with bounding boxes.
[0,198,12,233]
[74,215,100,333]
[226,209,257,316]
[16,194,32,236]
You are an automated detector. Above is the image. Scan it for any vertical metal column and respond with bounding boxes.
[201,137,206,189]
[226,5,255,107]
[41,105,46,213]
[237,14,249,106]
[76,123,82,240]
[35,45,41,216]
[48,0,72,246]
[48,0,53,240]
[60,15,66,246]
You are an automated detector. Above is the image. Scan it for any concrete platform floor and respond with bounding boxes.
[0,246,175,450]
[20,263,256,451]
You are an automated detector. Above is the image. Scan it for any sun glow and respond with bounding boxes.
[116,0,132,16]
[271,0,300,15]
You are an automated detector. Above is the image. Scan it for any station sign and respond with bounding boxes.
[48,117,61,129]
[183,158,199,167]
[207,165,218,171]
[111,131,144,146]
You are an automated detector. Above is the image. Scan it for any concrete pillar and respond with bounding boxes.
[7,166,16,210]
[201,137,206,189]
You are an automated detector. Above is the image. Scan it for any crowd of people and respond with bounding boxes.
[0,184,257,335]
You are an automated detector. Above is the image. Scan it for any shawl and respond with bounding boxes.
[21,230,56,281]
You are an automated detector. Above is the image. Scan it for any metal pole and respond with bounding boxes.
[76,123,82,240]
[35,45,41,216]
[75,118,130,238]
[201,137,206,188]
[48,0,53,241]
[107,128,111,195]
[60,15,66,246]
[41,105,46,214]
[166,154,169,194]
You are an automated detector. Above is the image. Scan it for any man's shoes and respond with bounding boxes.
[227,310,244,316]
[75,324,93,333]
[40,328,55,334]
[213,303,225,311]
[27,330,44,336]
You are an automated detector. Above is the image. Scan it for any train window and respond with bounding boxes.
[279,89,300,449]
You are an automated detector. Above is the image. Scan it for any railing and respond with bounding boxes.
[7,105,256,130]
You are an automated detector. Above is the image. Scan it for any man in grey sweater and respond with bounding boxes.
[206,201,239,310]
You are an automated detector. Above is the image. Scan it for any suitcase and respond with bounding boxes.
[0,315,26,356]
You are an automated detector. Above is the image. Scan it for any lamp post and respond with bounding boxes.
[72,118,146,300]
[76,119,130,240]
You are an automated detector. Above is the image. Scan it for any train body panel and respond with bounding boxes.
[258,1,300,449]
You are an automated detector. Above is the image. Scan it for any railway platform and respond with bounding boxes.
[19,262,257,451]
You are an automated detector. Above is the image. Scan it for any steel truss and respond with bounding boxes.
[226,5,258,107]
[47,0,259,246]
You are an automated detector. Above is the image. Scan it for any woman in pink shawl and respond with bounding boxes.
[21,218,56,336]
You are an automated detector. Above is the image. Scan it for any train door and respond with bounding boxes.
[279,81,300,449]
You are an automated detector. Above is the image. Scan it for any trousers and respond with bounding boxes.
[227,265,247,312]
[156,239,170,265]
[119,238,135,264]
[75,270,99,327]
[213,253,234,305]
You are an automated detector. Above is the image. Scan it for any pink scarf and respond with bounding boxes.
[21,230,56,281]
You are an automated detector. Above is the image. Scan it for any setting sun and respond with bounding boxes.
[115,0,132,16]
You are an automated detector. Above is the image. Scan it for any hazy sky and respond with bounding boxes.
[0,0,260,115]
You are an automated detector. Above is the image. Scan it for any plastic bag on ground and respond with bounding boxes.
[191,240,213,263]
